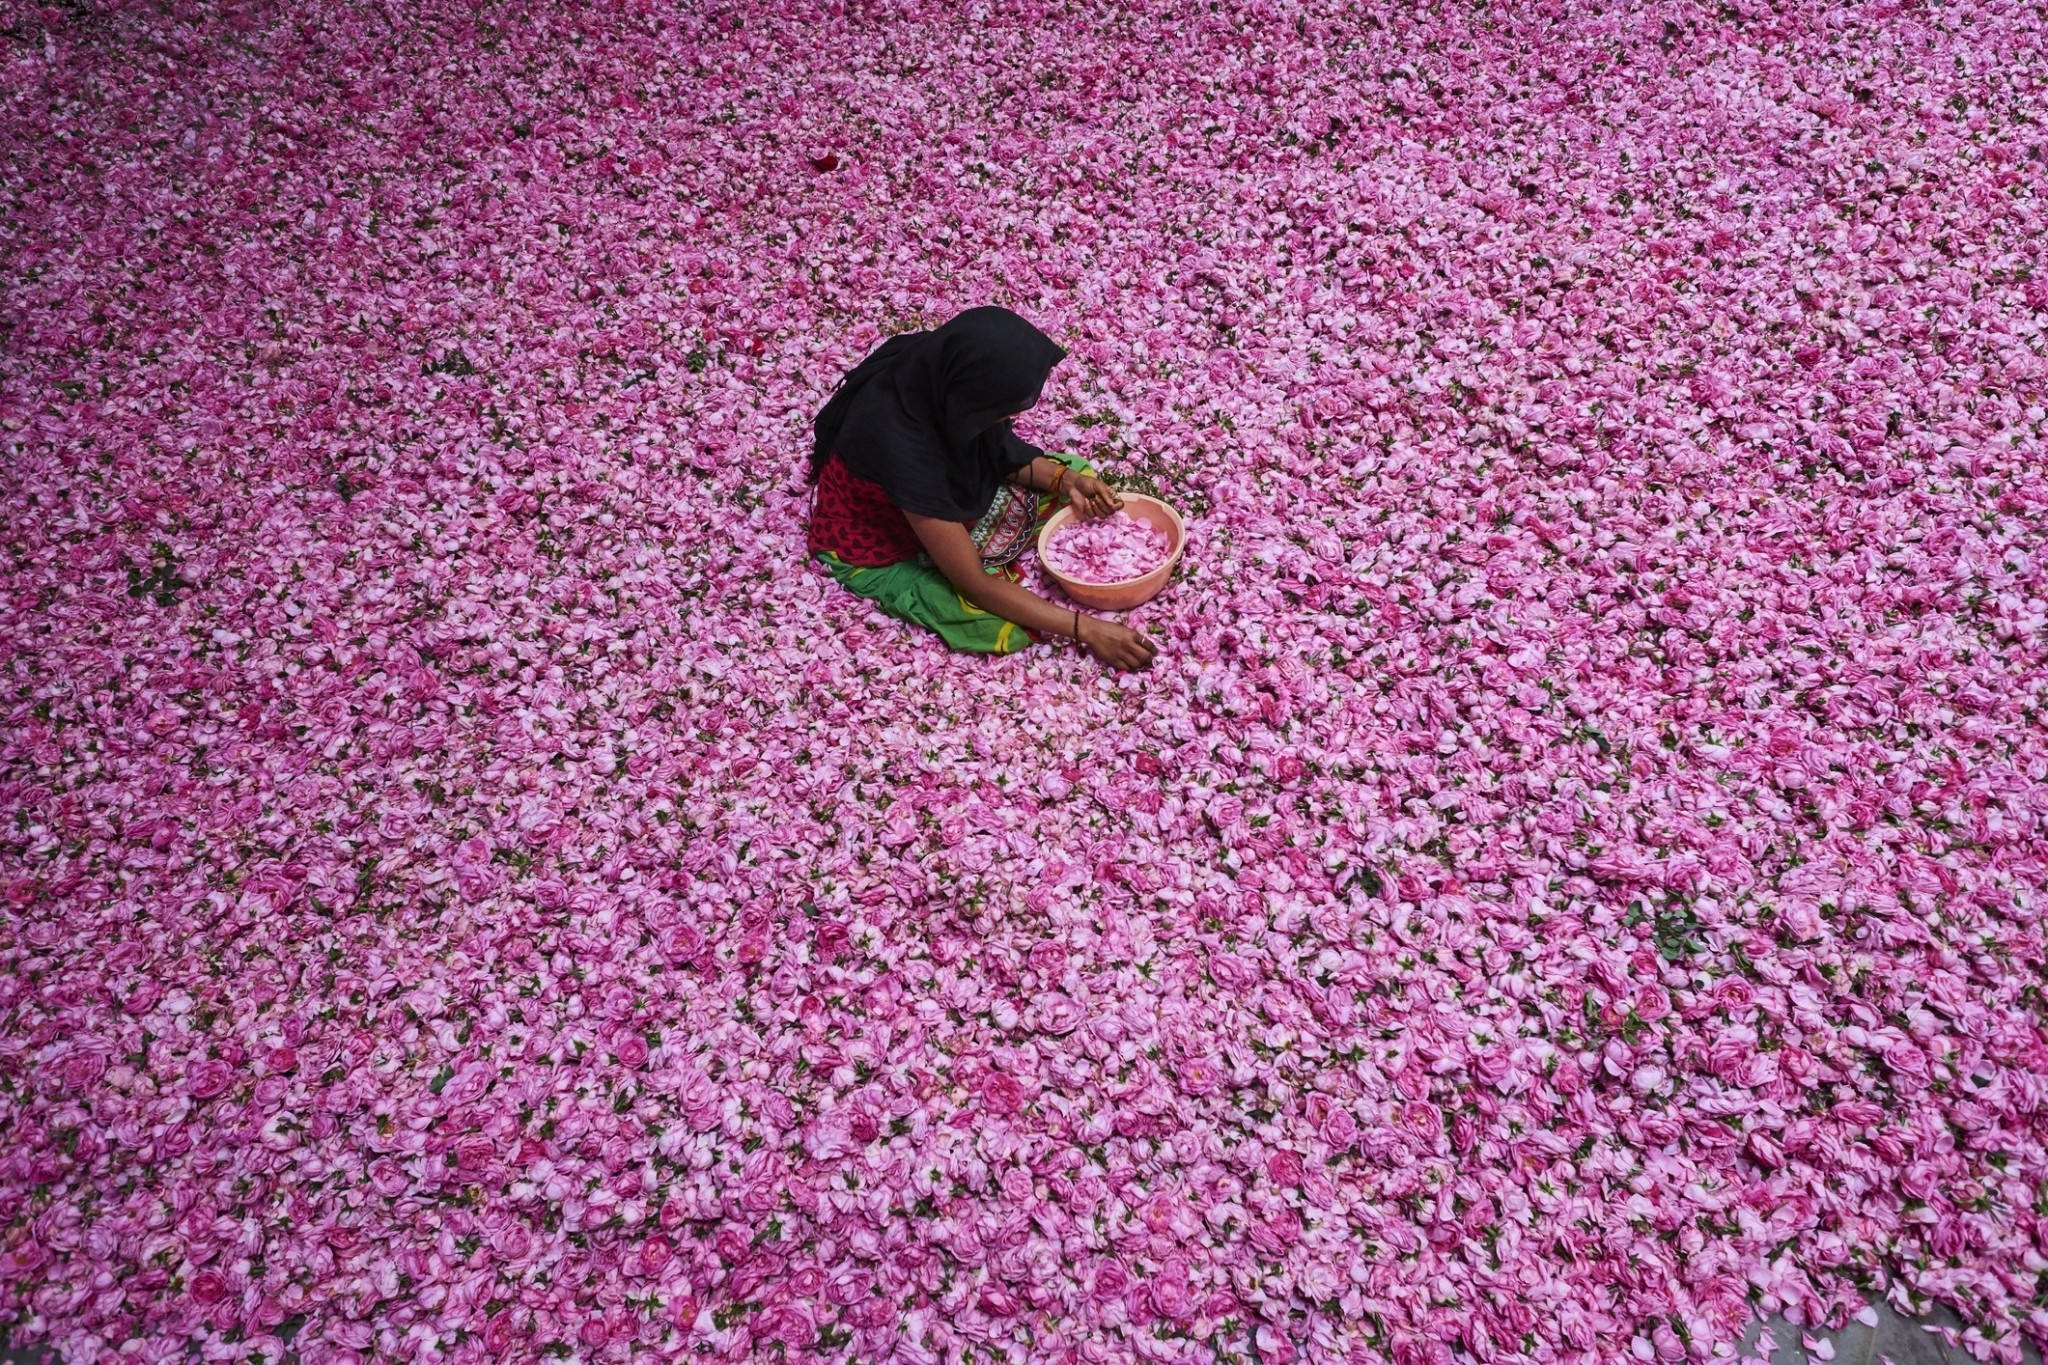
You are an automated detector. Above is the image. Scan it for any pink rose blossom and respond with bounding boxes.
[1179,1056,1224,1095]
[1033,992,1086,1036]
[453,1135,496,1172]
[1399,1102,1442,1144]
[979,1072,1027,1116]
[1091,1261,1130,1302]
[57,1050,107,1091]
[1148,1258,1197,1321]
[185,1060,234,1100]
[1256,1325,1300,1365]
[1028,941,1069,976]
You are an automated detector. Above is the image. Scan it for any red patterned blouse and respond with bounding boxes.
[806,451,927,567]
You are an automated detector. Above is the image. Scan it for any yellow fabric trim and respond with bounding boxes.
[994,621,1016,653]
[956,593,987,616]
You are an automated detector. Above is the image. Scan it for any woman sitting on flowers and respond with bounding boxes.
[806,306,1157,671]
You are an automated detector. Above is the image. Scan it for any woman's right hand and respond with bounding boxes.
[1076,616,1157,671]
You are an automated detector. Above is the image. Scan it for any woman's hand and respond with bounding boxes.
[1065,472,1124,520]
[1076,616,1157,671]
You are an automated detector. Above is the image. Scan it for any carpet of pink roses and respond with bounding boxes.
[4,0,2046,1362]
[1043,513,1174,585]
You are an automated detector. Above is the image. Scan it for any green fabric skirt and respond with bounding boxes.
[816,453,1094,655]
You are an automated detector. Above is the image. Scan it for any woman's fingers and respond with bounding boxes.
[1087,620,1156,670]
[1067,475,1122,519]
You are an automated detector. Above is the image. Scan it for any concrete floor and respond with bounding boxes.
[1745,1296,2044,1365]
[3,1295,2041,1363]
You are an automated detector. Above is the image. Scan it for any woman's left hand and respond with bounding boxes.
[1065,472,1124,520]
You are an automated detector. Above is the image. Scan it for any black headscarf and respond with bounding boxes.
[809,307,1068,522]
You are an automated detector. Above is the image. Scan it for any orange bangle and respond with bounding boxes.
[1049,465,1067,499]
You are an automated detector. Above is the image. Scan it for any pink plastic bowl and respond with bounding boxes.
[1038,494,1186,610]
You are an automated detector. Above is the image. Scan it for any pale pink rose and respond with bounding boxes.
[1732,1053,1777,1089]
[1779,901,1824,940]
[1715,978,1756,1013]
[979,1072,1026,1116]
[998,1165,1034,1202]
[1149,1258,1196,1320]
[680,1074,723,1132]
[662,924,705,961]
[58,1050,107,1090]
[1399,1102,1441,1143]
[491,1222,531,1262]
[1179,1056,1224,1095]
[186,1059,235,1100]
[1884,1041,1929,1078]
[813,918,850,959]
[1899,1162,1942,1202]
[1091,1261,1130,1301]
[454,1134,496,1171]
[1033,993,1085,1036]
[1208,952,1261,992]
[1027,941,1069,975]
[1248,1210,1300,1257]
[1266,1150,1305,1186]
[1469,1046,1512,1087]
[1256,1325,1299,1365]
